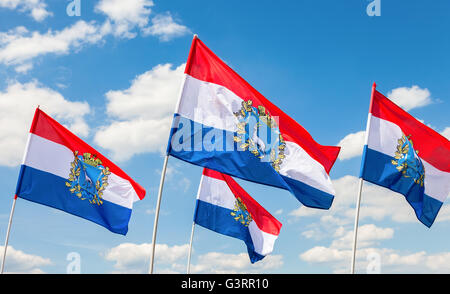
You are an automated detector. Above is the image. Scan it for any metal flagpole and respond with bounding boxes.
[1,195,18,274]
[147,34,197,274]
[2,105,38,274]
[350,82,377,274]
[350,179,364,274]
[186,172,203,274]
[148,154,169,274]
[186,222,196,274]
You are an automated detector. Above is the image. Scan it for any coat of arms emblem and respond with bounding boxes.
[391,134,425,187]
[233,100,286,172]
[230,197,252,227]
[65,151,111,205]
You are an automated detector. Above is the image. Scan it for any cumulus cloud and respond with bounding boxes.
[337,130,365,161]
[0,80,90,167]
[103,242,283,274]
[0,0,52,21]
[143,13,191,41]
[190,252,283,274]
[294,175,450,273]
[104,242,189,273]
[299,223,443,274]
[95,0,154,39]
[0,245,51,273]
[330,224,394,250]
[95,0,189,40]
[301,242,450,274]
[94,63,185,161]
[0,21,110,72]
[299,223,394,271]
[290,174,450,264]
[387,85,433,111]
[0,2,190,72]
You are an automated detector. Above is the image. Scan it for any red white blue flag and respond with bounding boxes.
[168,36,340,209]
[360,88,450,227]
[194,168,282,263]
[15,108,146,235]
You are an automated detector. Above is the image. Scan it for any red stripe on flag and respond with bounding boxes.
[29,108,147,200]
[370,90,450,172]
[202,167,226,181]
[203,168,282,236]
[184,36,340,174]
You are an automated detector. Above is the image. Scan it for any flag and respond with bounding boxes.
[15,108,146,235]
[194,168,282,263]
[168,36,340,209]
[360,88,450,227]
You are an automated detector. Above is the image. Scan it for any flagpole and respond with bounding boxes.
[350,82,376,274]
[186,172,203,274]
[148,34,197,274]
[2,108,35,274]
[148,154,169,274]
[186,222,195,274]
[350,179,364,274]
[1,195,18,274]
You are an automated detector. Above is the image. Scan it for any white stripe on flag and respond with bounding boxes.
[23,133,138,209]
[177,74,240,132]
[197,174,236,210]
[248,221,278,256]
[279,141,335,195]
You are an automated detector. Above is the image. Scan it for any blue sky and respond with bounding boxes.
[0,0,449,274]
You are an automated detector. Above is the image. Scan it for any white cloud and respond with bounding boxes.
[441,127,450,140]
[94,63,185,161]
[330,224,394,250]
[298,222,450,273]
[103,242,283,274]
[0,0,52,21]
[289,174,450,249]
[300,223,394,269]
[0,80,90,167]
[13,62,33,73]
[301,244,450,274]
[0,21,109,72]
[0,2,189,71]
[95,0,189,40]
[95,0,154,39]
[104,242,189,273]
[337,130,365,161]
[0,245,51,273]
[387,85,432,111]
[295,174,450,273]
[300,246,350,264]
[190,252,283,274]
[143,13,191,42]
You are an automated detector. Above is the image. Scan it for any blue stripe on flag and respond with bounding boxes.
[168,115,334,209]
[194,200,265,263]
[360,146,443,227]
[16,165,132,235]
